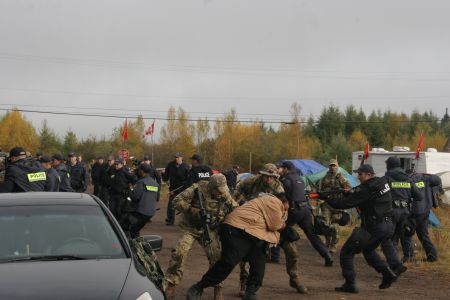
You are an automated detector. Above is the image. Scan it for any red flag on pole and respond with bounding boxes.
[415,132,424,159]
[363,143,370,160]
[121,119,128,141]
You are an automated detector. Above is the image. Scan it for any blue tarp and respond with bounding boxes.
[278,159,327,175]
[429,210,441,227]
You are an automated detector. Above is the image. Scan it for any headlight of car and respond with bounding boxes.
[136,292,152,300]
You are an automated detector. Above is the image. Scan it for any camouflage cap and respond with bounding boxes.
[208,173,229,194]
[259,163,280,178]
[329,159,338,166]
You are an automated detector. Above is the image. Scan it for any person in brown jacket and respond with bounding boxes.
[186,193,289,300]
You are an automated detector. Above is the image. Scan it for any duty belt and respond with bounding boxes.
[393,200,410,209]
[364,215,392,227]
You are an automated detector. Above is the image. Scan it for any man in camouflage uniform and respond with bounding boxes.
[165,174,237,300]
[317,159,352,253]
[234,163,285,296]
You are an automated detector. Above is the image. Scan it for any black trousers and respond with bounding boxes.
[286,206,330,258]
[93,184,102,197]
[166,193,177,224]
[402,212,437,259]
[341,222,392,282]
[381,208,407,269]
[199,224,267,289]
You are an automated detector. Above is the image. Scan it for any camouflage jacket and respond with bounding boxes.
[173,181,237,231]
[234,174,285,201]
[317,171,352,192]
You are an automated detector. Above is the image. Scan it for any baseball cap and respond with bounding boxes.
[67,152,76,157]
[138,163,152,173]
[281,161,295,170]
[9,147,26,157]
[40,156,52,163]
[115,157,125,164]
[174,152,183,158]
[142,155,150,161]
[385,156,401,169]
[353,164,375,174]
[189,154,203,162]
[52,154,64,161]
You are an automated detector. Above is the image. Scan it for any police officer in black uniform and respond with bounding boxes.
[381,156,423,268]
[123,163,160,238]
[403,172,441,262]
[222,165,240,193]
[280,161,333,267]
[67,152,89,192]
[0,147,47,192]
[109,157,137,224]
[98,156,115,205]
[187,154,212,186]
[40,156,59,191]
[51,154,73,192]
[141,155,162,186]
[162,152,190,225]
[323,164,397,293]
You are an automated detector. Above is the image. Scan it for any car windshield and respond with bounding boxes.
[0,205,127,262]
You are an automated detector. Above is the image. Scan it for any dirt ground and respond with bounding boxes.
[141,203,450,300]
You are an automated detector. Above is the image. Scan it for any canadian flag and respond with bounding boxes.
[142,121,155,138]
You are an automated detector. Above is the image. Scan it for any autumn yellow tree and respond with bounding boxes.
[0,110,40,153]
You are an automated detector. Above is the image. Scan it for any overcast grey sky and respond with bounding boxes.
[0,0,449,139]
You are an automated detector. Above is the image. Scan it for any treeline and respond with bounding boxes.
[1,104,449,172]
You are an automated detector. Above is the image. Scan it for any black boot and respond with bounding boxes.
[186,283,203,300]
[324,253,333,267]
[335,280,358,293]
[242,285,259,300]
[379,267,397,289]
[392,264,407,277]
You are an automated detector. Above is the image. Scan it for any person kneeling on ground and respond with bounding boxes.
[186,193,289,300]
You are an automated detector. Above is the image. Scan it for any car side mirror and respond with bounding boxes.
[141,235,163,252]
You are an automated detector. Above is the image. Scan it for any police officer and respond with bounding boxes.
[165,174,236,300]
[67,152,89,192]
[162,152,190,225]
[403,172,441,262]
[233,163,285,296]
[51,154,73,192]
[323,164,397,293]
[108,158,137,224]
[317,159,352,253]
[99,156,115,205]
[0,147,47,192]
[381,156,422,269]
[221,165,240,193]
[141,155,162,186]
[91,156,105,197]
[123,163,160,238]
[187,154,212,186]
[40,156,59,191]
[279,161,333,294]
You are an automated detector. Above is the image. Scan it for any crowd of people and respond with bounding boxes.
[0,146,444,300]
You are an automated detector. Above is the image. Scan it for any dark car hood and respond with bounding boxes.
[0,258,131,300]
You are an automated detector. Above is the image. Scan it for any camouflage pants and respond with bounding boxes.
[281,240,299,280]
[123,212,152,239]
[319,202,342,248]
[165,229,222,286]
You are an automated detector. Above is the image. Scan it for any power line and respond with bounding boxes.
[0,108,442,125]
[2,52,450,75]
[1,87,449,103]
[2,52,450,81]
